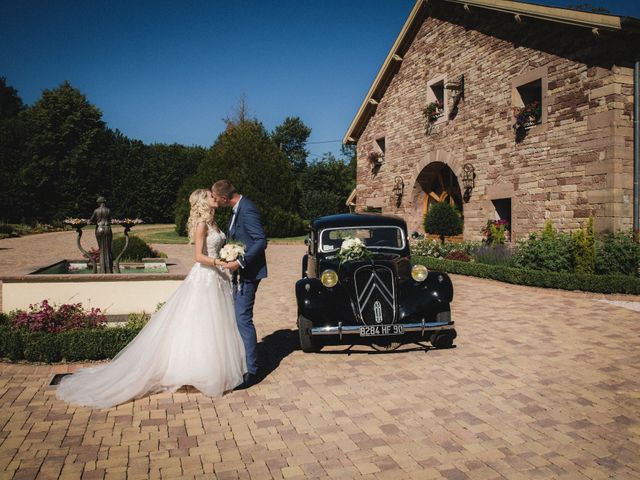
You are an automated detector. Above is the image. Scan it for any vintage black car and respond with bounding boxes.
[295,213,457,352]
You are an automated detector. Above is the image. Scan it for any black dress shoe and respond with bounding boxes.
[235,373,258,390]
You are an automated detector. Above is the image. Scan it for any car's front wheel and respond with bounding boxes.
[298,314,321,353]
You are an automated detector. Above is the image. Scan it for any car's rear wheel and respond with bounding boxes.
[298,314,320,353]
[430,330,456,349]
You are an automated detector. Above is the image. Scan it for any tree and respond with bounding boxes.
[175,116,302,237]
[424,202,463,244]
[0,78,26,222]
[20,81,110,221]
[299,153,354,220]
[271,117,311,174]
[0,77,24,119]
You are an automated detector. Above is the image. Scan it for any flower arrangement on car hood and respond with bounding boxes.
[336,237,373,265]
[219,242,245,262]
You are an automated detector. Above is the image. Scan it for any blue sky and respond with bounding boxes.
[2,0,639,160]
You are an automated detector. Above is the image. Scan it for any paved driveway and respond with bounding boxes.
[1,240,639,479]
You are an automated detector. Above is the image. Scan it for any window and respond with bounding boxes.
[319,226,405,252]
[514,79,542,128]
[491,198,512,241]
[511,67,548,131]
[426,76,447,123]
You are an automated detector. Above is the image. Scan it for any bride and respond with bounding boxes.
[56,189,247,408]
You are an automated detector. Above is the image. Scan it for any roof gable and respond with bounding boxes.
[343,0,640,144]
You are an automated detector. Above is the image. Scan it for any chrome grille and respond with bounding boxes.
[353,265,396,325]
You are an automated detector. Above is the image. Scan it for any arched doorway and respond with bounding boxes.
[416,162,463,220]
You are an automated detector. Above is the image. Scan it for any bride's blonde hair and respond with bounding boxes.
[187,189,214,244]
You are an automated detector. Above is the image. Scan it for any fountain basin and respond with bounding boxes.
[1,258,188,315]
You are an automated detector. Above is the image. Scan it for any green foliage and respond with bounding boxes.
[473,245,515,266]
[595,230,640,276]
[0,78,27,223]
[175,118,300,237]
[542,218,555,240]
[271,116,311,174]
[262,207,306,237]
[424,202,463,244]
[414,256,640,294]
[112,235,158,262]
[513,221,574,272]
[0,78,204,225]
[299,153,355,221]
[19,81,111,222]
[571,218,595,274]
[108,136,205,223]
[126,312,150,329]
[0,324,143,362]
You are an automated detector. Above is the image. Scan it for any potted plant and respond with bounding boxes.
[512,100,541,131]
[367,151,384,167]
[423,100,444,123]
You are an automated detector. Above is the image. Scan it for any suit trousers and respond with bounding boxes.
[233,279,260,375]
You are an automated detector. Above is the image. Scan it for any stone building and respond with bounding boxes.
[343,0,640,241]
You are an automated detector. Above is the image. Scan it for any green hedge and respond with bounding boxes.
[0,324,142,363]
[415,256,640,294]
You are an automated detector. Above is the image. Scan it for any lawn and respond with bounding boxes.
[114,225,306,245]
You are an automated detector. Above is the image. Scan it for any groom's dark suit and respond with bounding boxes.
[228,196,267,376]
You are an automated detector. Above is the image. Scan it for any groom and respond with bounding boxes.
[212,180,267,388]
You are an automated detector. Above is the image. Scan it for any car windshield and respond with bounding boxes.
[319,226,405,253]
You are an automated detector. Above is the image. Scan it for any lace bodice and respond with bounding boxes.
[204,226,226,259]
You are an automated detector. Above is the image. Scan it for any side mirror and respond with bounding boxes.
[304,237,310,246]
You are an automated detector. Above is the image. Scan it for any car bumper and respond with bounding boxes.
[310,320,455,338]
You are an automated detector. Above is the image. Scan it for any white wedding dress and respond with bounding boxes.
[56,227,247,408]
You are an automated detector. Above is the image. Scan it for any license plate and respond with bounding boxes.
[359,324,404,337]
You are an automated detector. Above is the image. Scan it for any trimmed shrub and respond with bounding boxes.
[112,235,158,261]
[414,256,640,294]
[424,202,463,244]
[0,324,143,362]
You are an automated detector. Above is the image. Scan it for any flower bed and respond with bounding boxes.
[0,302,141,363]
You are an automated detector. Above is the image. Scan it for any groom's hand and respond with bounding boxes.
[225,261,241,273]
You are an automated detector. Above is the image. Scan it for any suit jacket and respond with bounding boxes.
[228,197,268,281]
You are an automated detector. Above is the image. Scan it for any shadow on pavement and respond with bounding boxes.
[256,329,299,382]
[317,342,437,355]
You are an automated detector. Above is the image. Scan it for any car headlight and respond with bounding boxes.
[320,269,338,288]
[411,264,428,282]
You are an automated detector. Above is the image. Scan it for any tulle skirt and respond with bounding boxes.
[56,263,247,408]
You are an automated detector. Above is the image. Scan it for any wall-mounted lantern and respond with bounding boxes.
[462,163,475,202]
[392,176,404,207]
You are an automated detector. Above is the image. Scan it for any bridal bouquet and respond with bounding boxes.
[219,242,245,262]
[336,237,372,265]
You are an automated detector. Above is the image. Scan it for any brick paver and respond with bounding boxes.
[1,239,639,479]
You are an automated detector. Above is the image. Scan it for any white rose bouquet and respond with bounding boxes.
[336,237,373,265]
[219,242,246,262]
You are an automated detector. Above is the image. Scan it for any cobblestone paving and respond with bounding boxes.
[1,241,640,479]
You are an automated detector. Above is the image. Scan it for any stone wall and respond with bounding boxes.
[355,4,636,241]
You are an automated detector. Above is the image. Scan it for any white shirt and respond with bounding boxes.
[229,195,242,233]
